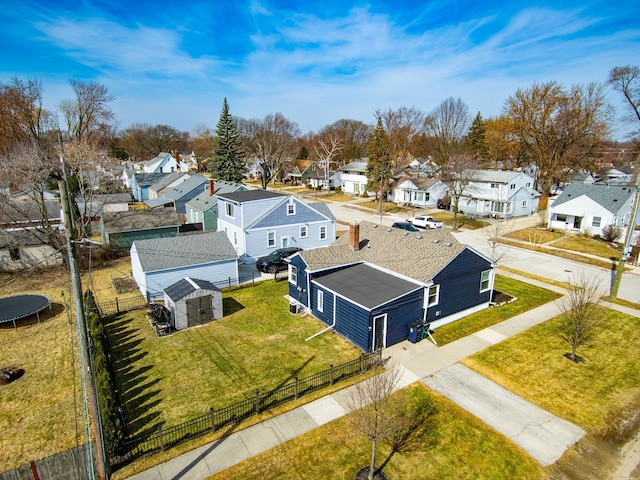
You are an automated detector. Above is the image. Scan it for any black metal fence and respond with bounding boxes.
[110,350,382,470]
[97,296,148,316]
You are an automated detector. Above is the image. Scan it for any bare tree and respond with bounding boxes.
[558,271,603,362]
[118,123,190,161]
[59,80,115,144]
[375,106,427,166]
[504,81,611,195]
[318,119,372,165]
[440,152,476,230]
[483,218,514,265]
[425,97,472,167]
[237,113,300,189]
[313,133,342,193]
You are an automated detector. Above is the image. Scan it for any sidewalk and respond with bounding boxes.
[128,280,627,480]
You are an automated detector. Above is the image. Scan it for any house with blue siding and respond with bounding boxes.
[144,174,208,213]
[216,190,336,263]
[287,222,494,351]
[130,231,238,302]
[185,179,248,230]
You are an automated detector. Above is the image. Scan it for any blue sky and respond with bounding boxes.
[1,0,639,137]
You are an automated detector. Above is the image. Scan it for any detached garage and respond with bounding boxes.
[164,277,223,330]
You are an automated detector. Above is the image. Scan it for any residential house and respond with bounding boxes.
[130,231,238,301]
[287,222,494,351]
[185,179,248,230]
[287,160,315,184]
[391,176,449,208]
[100,209,183,249]
[163,277,223,331]
[144,174,208,213]
[596,167,634,186]
[75,193,132,236]
[547,184,639,238]
[305,164,339,190]
[0,198,61,233]
[457,170,540,218]
[147,172,192,199]
[338,160,369,195]
[216,190,336,263]
[139,152,191,174]
[0,230,64,272]
[130,172,170,201]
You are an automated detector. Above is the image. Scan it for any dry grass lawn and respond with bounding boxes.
[504,227,565,244]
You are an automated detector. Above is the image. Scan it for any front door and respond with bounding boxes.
[573,217,582,229]
[372,314,387,351]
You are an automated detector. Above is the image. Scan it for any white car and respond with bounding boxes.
[408,216,444,229]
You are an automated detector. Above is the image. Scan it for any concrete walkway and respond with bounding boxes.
[127,276,618,480]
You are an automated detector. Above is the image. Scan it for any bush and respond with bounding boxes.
[601,224,622,243]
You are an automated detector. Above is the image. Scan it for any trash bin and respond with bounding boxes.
[408,322,420,343]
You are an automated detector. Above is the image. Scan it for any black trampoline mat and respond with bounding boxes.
[0,294,52,322]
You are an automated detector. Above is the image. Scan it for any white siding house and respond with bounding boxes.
[130,231,238,301]
[391,176,449,208]
[457,170,540,218]
[339,160,369,195]
[216,190,336,263]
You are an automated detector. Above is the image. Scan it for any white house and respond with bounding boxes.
[185,179,248,230]
[391,176,449,208]
[338,160,369,195]
[547,184,639,239]
[457,170,540,218]
[130,231,239,302]
[216,190,336,263]
[139,152,191,174]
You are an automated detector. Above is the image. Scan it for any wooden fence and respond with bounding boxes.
[110,350,382,470]
[0,444,94,480]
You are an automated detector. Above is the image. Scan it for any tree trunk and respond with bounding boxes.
[369,438,377,480]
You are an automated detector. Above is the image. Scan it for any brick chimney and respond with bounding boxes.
[349,223,360,251]
[208,179,214,196]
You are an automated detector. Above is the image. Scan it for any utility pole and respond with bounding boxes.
[59,159,108,479]
[611,178,640,299]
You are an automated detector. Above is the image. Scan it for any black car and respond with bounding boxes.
[391,222,420,232]
[256,247,303,273]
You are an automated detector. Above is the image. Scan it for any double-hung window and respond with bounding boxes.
[480,270,492,292]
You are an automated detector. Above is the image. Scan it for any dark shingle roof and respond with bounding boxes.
[164,277,220,302]
[216,189,286,203]
[102,209,183,233]
[186,181,247,212]
[552,184,635,212]
[131,231,237,272]
[313,263,421,310]
[299,221,465,284]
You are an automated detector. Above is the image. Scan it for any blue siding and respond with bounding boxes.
[288,255,310,306]
[372,289,425,347]
[335,297,370,351]
[310,284,335,326]
[253,199,328,229]
[427,248,492,322]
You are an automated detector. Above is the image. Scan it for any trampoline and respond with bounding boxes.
[0,294,53,328]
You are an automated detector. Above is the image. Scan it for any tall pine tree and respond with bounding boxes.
[209,98,246,182]
[464,111,489,164]
[366,117,392,212]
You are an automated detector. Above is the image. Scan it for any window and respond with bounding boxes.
[233,231,237,245]
[9,247,20,261]
[289,265,297,283]
[300,226,308,238]
[490,183,499,189]
[425,285,439,307]
[522,200,528,208]
[526,182,531,188]
[320,226,327,240]
[556,215,567,223]
[287,202,295,215]
[281,236,289,248]
[592,216,601,227]
[268,231,275,247]
[225,202,234,217]
[480,270,492,292]
[317,290,324,313]
[510,183,516,189]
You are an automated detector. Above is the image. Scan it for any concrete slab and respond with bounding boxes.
[302,396,346,425]
[473,328,507,344]
[423,363,585,466]
[201,433,252,475]
[237,419,287,456]
[270,407,319,441]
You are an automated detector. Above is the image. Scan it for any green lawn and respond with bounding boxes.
[105,280,361,440]
[550,235,620,259]
[432,275,562,346]
[463,307,640,434]
[208,383,547,480]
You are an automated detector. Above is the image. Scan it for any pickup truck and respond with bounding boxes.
[408,216,444,229]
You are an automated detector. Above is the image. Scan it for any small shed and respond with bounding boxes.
[163,277,223,331]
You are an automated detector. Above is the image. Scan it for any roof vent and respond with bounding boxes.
[403,232,409,236]
[372,224,378,228]
[445,242,452,247]
[433,239,439,244]
[416,235,423,240]
[387,228,392,232]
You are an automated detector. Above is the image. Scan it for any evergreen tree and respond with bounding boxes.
[464,111,489,163]
[209,98,246,182]
[366,117,392,208]
[296,145,309,159]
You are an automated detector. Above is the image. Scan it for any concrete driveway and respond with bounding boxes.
[423,363,586,466]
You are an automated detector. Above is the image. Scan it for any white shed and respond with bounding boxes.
[163,277,223,330]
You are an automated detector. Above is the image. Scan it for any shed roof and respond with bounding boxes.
[131,231,237,272]
[102,209,183,233]
[164,277,220,302]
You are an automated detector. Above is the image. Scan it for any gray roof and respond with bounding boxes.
[299,221,465,284]
[217,189,286,203]
[131,231,237,272]
[133,172,170,187]
[551,183,635,212]
[0,229,56,248]
[148,172,192,192]
[186,181,247,212]
[305,202,335,221]
[163,175,208,201]
[144,197,175,208]
[468,170,523,183]
[0,199,60,224]
[339,160,368,173]
[313,263,421,310]
[144,152,172,167]
[164,277,220,302]
[102,209,183,233]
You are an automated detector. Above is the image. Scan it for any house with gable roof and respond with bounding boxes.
[144,174,208,213]
[391,175,449,208]
[287,221,495,351]
[338,160,369,195]
[548,183,639,238]
[216,189,336,263]
[185,179,248,230]
[457,169,540,218]
[140,152,191,174]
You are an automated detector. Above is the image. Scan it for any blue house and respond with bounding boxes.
[287,222,494,351]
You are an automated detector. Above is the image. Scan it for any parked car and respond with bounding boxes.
[391,222,420,232]
[256,247,303,273]
[408,216,444,229]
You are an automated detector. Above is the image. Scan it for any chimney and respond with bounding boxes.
[208,179,214,196]
[349,223,360,251]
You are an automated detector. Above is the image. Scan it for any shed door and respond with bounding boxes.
[186,295,212,327]
[373,314,387,351]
